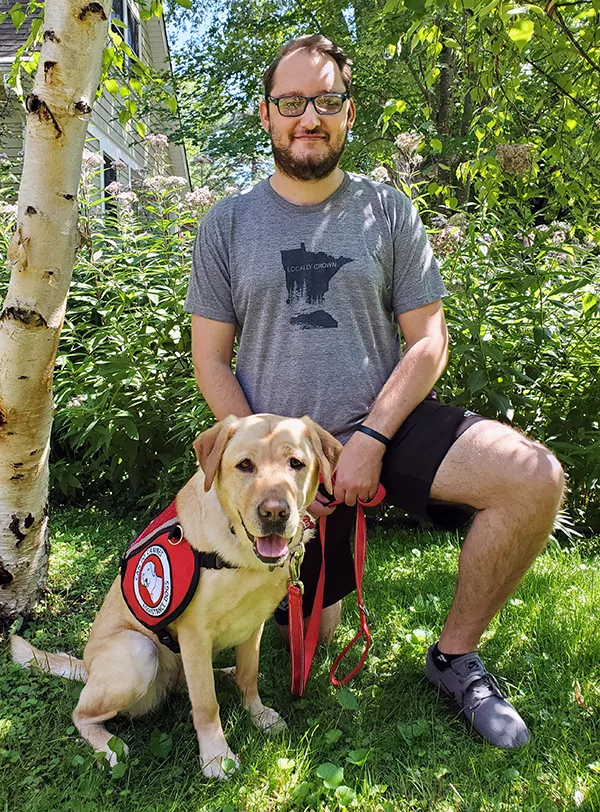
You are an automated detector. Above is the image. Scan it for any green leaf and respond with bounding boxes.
[508,18,534,50]
[467,368,487,393]
[405,0,426,13]
[486,389,512,417]
[337,688,358,710]
[10,9,26,29]
[111,762,127,779]
[325,729,343,743]
[135,120,147,138]
[336,786,357,806]
[174,0,191,7]
[71,754,85,766]
[105,79,119,95]
[347,748,370,766]
[107,736,126,759]
[277,757,295,770]
[149,729,173,759]
[221,757,237,774]
[316,762,344,789]
[582,291,598,315]
[118,108,131,127]
[430,138,442,152]
[165,95,178,114]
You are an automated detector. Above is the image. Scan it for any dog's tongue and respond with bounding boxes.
[255,534,288,559]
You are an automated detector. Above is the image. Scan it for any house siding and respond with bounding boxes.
[0,11,188,186]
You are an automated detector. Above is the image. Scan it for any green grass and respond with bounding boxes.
[1,506,599,811]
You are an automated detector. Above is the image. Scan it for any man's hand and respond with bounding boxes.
[307,489,337,518]
[333,431,385,507]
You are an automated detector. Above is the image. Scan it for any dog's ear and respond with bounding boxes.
[193,416,238,492]
[301,417,343,495]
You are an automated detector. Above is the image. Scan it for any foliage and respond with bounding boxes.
[0,508,599,809]
[0,142,215,508]
[435,203,600,529]
[166,0,600,220]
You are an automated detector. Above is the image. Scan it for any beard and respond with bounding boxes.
[269,123,348,181]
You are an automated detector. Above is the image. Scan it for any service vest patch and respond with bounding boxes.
[120,501,201,634]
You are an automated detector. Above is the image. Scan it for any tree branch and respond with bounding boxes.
[552,8,600,75]
[525,57,597,118]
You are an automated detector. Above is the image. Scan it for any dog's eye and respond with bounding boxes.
[289,457,305,470]
[236,458,254,472]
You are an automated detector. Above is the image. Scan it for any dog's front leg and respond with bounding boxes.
[178,630,239,779]
[235,624,287,734]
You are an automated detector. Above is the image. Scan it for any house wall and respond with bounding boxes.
[0,12,188,189]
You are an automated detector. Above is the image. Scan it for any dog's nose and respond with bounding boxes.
[257,499,290,523]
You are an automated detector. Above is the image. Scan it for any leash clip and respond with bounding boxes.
[287,546,305,595]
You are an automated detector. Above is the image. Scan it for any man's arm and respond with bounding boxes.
[332,299,449,506]
[191,315,252,421]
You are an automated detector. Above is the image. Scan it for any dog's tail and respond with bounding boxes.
[10,635,88,683]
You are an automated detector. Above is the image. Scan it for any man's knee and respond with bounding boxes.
[503,435,565,515]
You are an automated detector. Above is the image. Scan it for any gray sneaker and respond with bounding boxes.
[425,645,530,749]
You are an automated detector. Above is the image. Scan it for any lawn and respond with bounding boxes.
[1,506,599,811]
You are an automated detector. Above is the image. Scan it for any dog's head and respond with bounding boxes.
[141,561,159,590]
[193,414,342,566]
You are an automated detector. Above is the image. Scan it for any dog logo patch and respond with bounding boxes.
[134,545,172,616]
[120,501,201,635]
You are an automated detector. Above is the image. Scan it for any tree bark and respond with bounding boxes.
[0,0,110,621]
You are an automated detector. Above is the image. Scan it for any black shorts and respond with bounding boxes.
[274,394,486,625]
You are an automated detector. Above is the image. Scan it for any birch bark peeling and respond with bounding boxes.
[0,0,110,620]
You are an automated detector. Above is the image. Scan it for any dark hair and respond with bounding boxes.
[262,35,352,100]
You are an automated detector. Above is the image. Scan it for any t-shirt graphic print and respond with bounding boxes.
[282,242,354,329]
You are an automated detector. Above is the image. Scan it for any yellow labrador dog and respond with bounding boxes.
[11,414,341,779]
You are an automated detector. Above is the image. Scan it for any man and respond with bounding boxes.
[185,35,564,749]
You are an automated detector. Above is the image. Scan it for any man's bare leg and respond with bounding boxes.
[277,599,342,645]
[429,420,564,652]
[424,419,564,748]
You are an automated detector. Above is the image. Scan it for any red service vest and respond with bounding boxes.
[120,501,201,637]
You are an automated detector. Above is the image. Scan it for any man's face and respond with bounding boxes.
[259,49,356,181]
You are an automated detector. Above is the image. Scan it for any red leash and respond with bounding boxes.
[288,482,386,696]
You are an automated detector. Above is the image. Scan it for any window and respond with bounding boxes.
[110,0,140,60]
[104,154,118,212]
[111,0,124,34]
[127,6,140,59]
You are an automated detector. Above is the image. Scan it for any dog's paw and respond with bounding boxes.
[251,705,288,735]
[200,746,240,780]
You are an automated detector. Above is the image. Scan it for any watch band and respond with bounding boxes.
[356,424,391,448]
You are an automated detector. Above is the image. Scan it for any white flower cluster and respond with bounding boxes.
[111,158,127,171]
[371,166,390,183]
[146,134,169,151]
[143,175,188,193]
[224,185,238,196]
[105,181,123,196]
[395,132,422,155]
[184,186,217,211]
[82,149,104,170]
[66,394,87,408]
[429,213,465,257]
[117,190,138,206]
[0,152,9,162]
[0,201,17,218]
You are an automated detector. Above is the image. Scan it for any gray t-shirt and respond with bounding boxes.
[185,172,447,441]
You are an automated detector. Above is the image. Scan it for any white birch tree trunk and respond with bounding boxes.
[0,0,110,620]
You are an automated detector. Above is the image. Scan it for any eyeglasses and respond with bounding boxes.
[268,93,349,117]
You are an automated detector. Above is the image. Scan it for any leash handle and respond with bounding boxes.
[288,483,386,696]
